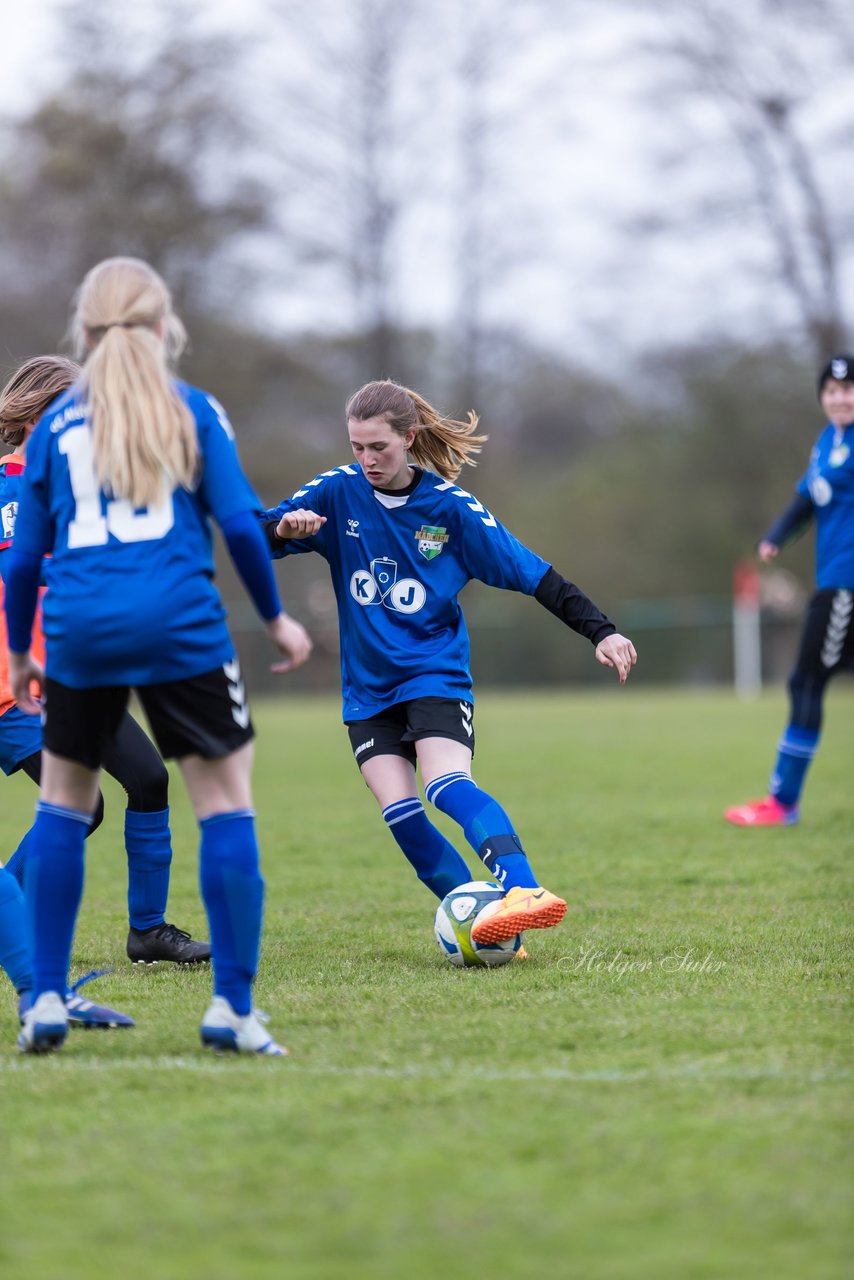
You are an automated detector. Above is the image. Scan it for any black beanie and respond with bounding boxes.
[817,354,854,396]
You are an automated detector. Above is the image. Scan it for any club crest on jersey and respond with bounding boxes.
[415,525,449,560]
[1,500,17,539]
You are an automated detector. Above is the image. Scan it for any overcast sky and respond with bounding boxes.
[3,1,851,364]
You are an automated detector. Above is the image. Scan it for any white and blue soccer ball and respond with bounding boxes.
[434,880,524,967]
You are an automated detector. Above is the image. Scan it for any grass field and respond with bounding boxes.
[1,686,852,1280]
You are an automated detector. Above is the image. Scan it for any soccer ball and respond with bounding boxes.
[434,880,524,967]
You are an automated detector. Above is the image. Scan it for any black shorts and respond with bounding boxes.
[794,588,854,676]
[346,696,475,767]
[42,660,255,769]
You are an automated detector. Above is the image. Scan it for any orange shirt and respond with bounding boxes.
[0,452,46,716]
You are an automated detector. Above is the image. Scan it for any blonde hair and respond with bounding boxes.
[0,356,80,449]
[72,257,198,506]
[345,380,487,482]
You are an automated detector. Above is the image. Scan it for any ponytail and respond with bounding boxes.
[72,258,198,507]
[345,379,487,482]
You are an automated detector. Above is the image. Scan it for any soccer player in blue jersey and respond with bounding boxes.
[262,379,637,948]
[0,357,211,990]
[726,355,854,826]
[3,258,312,1055]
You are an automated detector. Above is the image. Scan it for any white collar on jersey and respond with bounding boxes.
[370,465,423,509]
[373,488,411,510]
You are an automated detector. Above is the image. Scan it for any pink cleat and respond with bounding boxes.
[724,796,799,827]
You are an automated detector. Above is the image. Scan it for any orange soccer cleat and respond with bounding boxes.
[471,885,567,945]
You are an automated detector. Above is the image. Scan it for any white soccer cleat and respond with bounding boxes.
[17,991,69,1054]
[200,996,288,1057]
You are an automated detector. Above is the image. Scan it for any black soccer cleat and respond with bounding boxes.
[127,922,212,966]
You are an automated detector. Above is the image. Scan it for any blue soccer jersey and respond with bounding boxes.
[263,466,550,718]
[795,422,854,589]
[12,380,261,687]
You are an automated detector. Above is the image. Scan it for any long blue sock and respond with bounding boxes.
[199,810,264,1017]
[125,807,172,931]
[4,825,37,887]
[0,866,32,994]
[26,802,90,999]
[382,798,472,899]
[770,725,819,807]
[424,772,539,890]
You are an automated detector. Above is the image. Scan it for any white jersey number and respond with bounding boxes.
[59,426,174,548]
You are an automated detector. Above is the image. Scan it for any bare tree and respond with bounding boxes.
[636,0,852,357]
[0,1,268,351]
[447,0,575,411]
[264,0,423,379]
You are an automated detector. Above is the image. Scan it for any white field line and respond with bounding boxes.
[0,1058,848,1083]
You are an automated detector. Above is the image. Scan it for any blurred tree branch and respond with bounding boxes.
[0,1,269,350]
[633,0,850,357]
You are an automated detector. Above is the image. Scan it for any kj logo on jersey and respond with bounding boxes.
[349,557,427,614]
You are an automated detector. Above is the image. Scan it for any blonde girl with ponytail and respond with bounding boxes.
[0,352,213,977]
[262,379,637,951]
[4,257,322,1055]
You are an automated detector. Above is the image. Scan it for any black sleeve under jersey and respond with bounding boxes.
[263,518,286,551]
[261,517,319,558]
[760,492,814,549]
[534,566,617,645]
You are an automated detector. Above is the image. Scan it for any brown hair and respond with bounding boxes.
[72,257,198,506]
[0,356,80,449]
[345,380,487,482]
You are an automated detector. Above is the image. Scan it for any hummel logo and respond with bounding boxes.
[346,519,360,539]
[821,589,853,667]
[224,658,250,728]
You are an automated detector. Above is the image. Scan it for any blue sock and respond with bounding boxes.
[26,802,90,999]
[0,866,32,994]
[125,807,172,931]
[424,772,539,890]
[4,825,37,887]
[382,798,472,899]
[199,810,264,1017]
[770,725,819,807]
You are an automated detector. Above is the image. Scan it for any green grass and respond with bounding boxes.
[1,687,852,1280]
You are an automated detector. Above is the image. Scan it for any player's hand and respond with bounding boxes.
[9,650,44,714]
[758,540,779,563]
[275,509,327,539]
[595,633,637,685]
[266,612,313,673]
